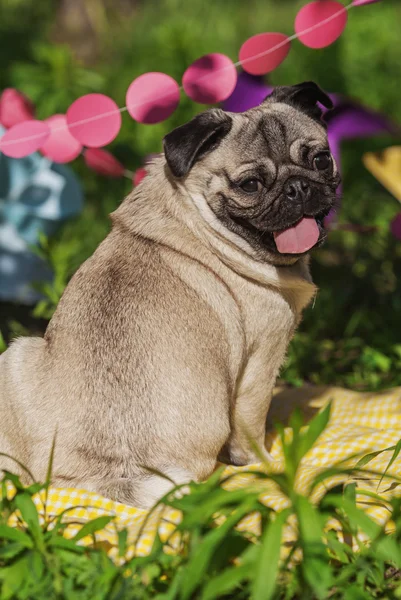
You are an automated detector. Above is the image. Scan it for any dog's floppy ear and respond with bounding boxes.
[265,81,333,123]
[163,109,233,178]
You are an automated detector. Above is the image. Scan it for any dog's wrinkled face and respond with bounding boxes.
[163,82,341,264]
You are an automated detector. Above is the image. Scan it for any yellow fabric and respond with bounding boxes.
[363,146,401,203]
[6,385,401,562]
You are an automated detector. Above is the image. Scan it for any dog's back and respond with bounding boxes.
[0,223,233,505]
[0,336,47,472]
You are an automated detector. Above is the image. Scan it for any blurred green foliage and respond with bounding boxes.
[0,0,400,390]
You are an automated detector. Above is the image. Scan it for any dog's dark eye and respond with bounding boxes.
[313,152,332,171]
[240,179,260,193]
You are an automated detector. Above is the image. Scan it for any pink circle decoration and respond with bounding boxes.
[0,120,50,158]
[84,148,125,177]
[0,88,35,129]
[40,114,82,163]
[66,94,121,148]
[183,53,237,104]
[126,73,180,125]
[295,1,348,49]
[391,213,401,241]
[352,0,381,5]
[239,33,291,75]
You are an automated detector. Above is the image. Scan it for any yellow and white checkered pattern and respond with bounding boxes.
[4,385,401,561]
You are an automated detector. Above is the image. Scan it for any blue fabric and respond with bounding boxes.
[0,125,83,304]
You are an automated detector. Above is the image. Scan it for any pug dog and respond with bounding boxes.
[0,82,340,508]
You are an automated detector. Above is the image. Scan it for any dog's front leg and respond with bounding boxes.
[222,396,274,466]
[221,358,279,466]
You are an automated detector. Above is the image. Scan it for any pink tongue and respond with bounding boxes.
[273,217,320,254]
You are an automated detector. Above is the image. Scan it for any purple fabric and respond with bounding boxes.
[222,74,342,115]
[325,100,398,225]
[222,72,272,113]
[391,213,401,241]
[326,102,398,139]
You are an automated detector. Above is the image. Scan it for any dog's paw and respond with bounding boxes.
[222,445,275,467]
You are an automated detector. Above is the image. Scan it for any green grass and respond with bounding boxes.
[1,405,401,599]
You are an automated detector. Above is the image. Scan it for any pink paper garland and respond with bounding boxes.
[352,0,381,6]
[239,33,291,75]
[133,167,148,186]
[0,0,378,165]
[41,114,82,163]
[0,88,35,129]
[295,0,348,49]
[126,72,180,124]
[67,94,122,148]
[0,120,50,158]
[182,53,237,104]
[84,148,125,177]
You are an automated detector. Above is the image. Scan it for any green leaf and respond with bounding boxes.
[0,473,43,499]
[295,495,333,598]
[0,471,25,493]
[1,556,29,600]
[201,564,250,600]
[211,532,250,574]
[0,542,26,560]
[0,331,7,353]
[378,438,401,489]
[47,536,86,553]
[71,515,114,542]
[355,444,396,469]
[325,531,351,564]
[342,499,380,538]
[344,482,357,505]
[117,528,128,557]
[341,499,401,565]
[180,498,256,600]
[32,300,50,319]
[311,465,362,494]
[43,433,57,524]
[45,504,97,533]
[362,347,391,373]
[376,535,401,569]
[14,493,44,551]
[171,487,260,529]
[252,508,291,600]
[274,421,297,484]
[26,550,44,583]
[344,584,375,600]
[153,566,184,600]
[298,401,332,460]
[45,434,57,489]
[25,482,46,496]
[0,525,33,548]
[353,488,393,509]
[393,345,401,360]
[237,541,259,566]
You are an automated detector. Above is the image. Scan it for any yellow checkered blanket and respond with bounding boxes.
[6,385,401,561]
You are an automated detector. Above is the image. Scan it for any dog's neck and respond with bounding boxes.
[112,159,317,313]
